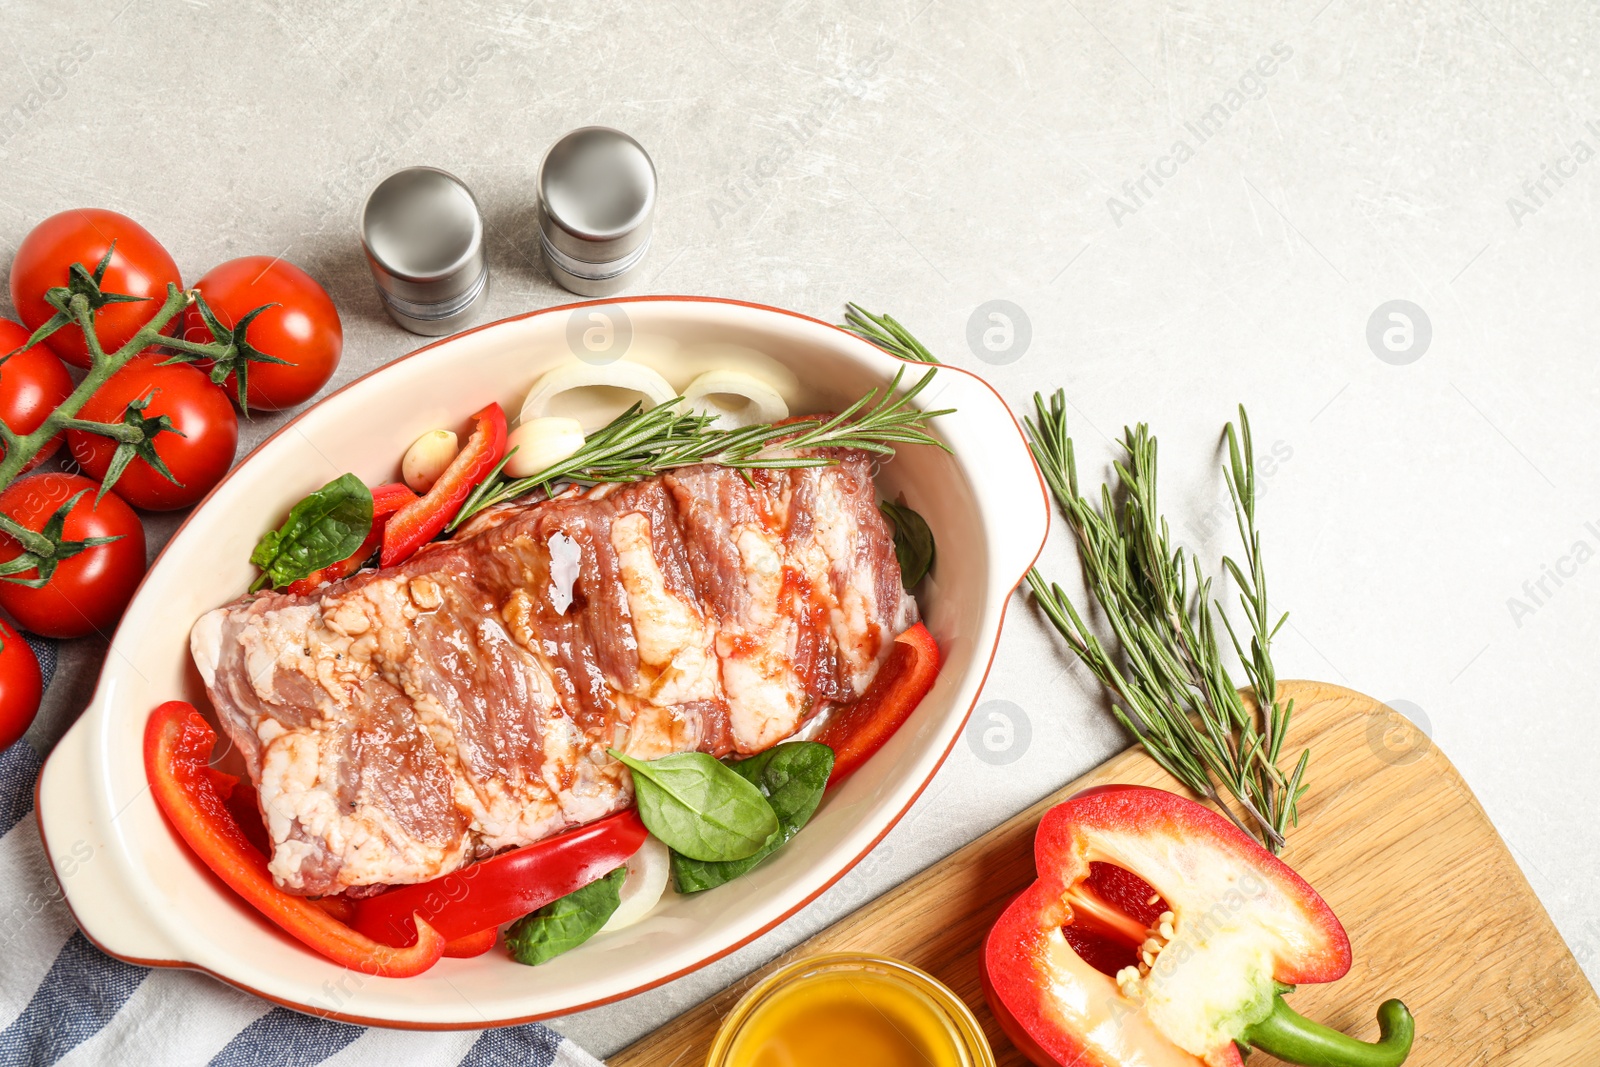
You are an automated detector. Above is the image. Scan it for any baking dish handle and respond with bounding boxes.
[36,707,185,965]
[915,365,1051,590]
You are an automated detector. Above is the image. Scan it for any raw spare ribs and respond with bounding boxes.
[191,449,917,897]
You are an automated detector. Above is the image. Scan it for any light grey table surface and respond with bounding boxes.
[5,0,1597,1058]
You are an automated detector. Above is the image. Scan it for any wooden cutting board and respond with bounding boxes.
[611,681,1600,1066]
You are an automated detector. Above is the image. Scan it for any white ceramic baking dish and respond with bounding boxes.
[35,296,1049,1027]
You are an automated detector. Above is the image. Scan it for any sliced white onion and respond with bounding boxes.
[401,429,459,493]
[600,835,670,932]
[682,368,790,429]
[519,361,676,432]
[504,417,586,479]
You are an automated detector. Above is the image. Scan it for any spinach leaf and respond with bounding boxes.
[880,500,935,588]
[504,866,626,966]
[671,741,833,894]
[608,748,779,862]
[249,474,373,592]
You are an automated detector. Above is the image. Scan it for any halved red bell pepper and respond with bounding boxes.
[983,785,1414,1067]
[286,482,417,595]
[352,809,647,947]
[143,701,446,977]
[814,621,940,786]
[380,403,506,567]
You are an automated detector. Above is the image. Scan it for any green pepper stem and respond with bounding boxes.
[1242,994,1414,1067]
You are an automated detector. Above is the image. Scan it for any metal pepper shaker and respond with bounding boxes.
[538,127,656,297]
[360,166,490,336]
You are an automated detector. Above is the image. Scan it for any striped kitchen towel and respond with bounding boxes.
[0,642,607,1067]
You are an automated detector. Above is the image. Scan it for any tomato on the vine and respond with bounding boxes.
[0,319,73,470]
[9,209,182,369]
[183,256,343,411]
[0,472,145,639]
[0,617,42,749]
[66,353,239,511]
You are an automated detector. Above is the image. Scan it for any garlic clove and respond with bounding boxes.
[402,429,459,492]
[504,416,587,479]
[682,368,789,429]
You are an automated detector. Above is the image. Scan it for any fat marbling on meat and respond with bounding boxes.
[190,448,918,897]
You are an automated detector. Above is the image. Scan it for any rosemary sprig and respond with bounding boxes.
[450,366,952,529]
[840,301,1306,854]
[843,303,939,364]
[1025,391,1307,853]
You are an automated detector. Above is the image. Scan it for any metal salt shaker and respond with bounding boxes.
[360,166,490,336]
[538,127,656,297]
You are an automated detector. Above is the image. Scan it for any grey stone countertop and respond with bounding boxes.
[4,0,1597,1058]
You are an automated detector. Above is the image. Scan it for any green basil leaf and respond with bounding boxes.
[249,474,373,592]
[608,748,779,862]
[504,866,626,966]
[671,741,834,894]
[880,500,935,588]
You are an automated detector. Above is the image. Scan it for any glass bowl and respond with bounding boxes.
[706,951,995,1067]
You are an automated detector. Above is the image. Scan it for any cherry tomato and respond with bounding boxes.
[0,319,73,471]
[183,256,343,411]
[0,472,146,638]
[9,209,182,369]
[66,353,239,511]
[0,617,42,749]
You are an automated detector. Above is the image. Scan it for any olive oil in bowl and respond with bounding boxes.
[708,953,994,1067]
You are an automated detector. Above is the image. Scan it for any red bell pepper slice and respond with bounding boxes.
[442,927,498,958]
[983,785,1415,1067]
[351,809,647,947]
[286,482,417,596]
[143,701,446,977]
[814,621,940,787]
[812,620,934,790]
[380,403,506,567]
